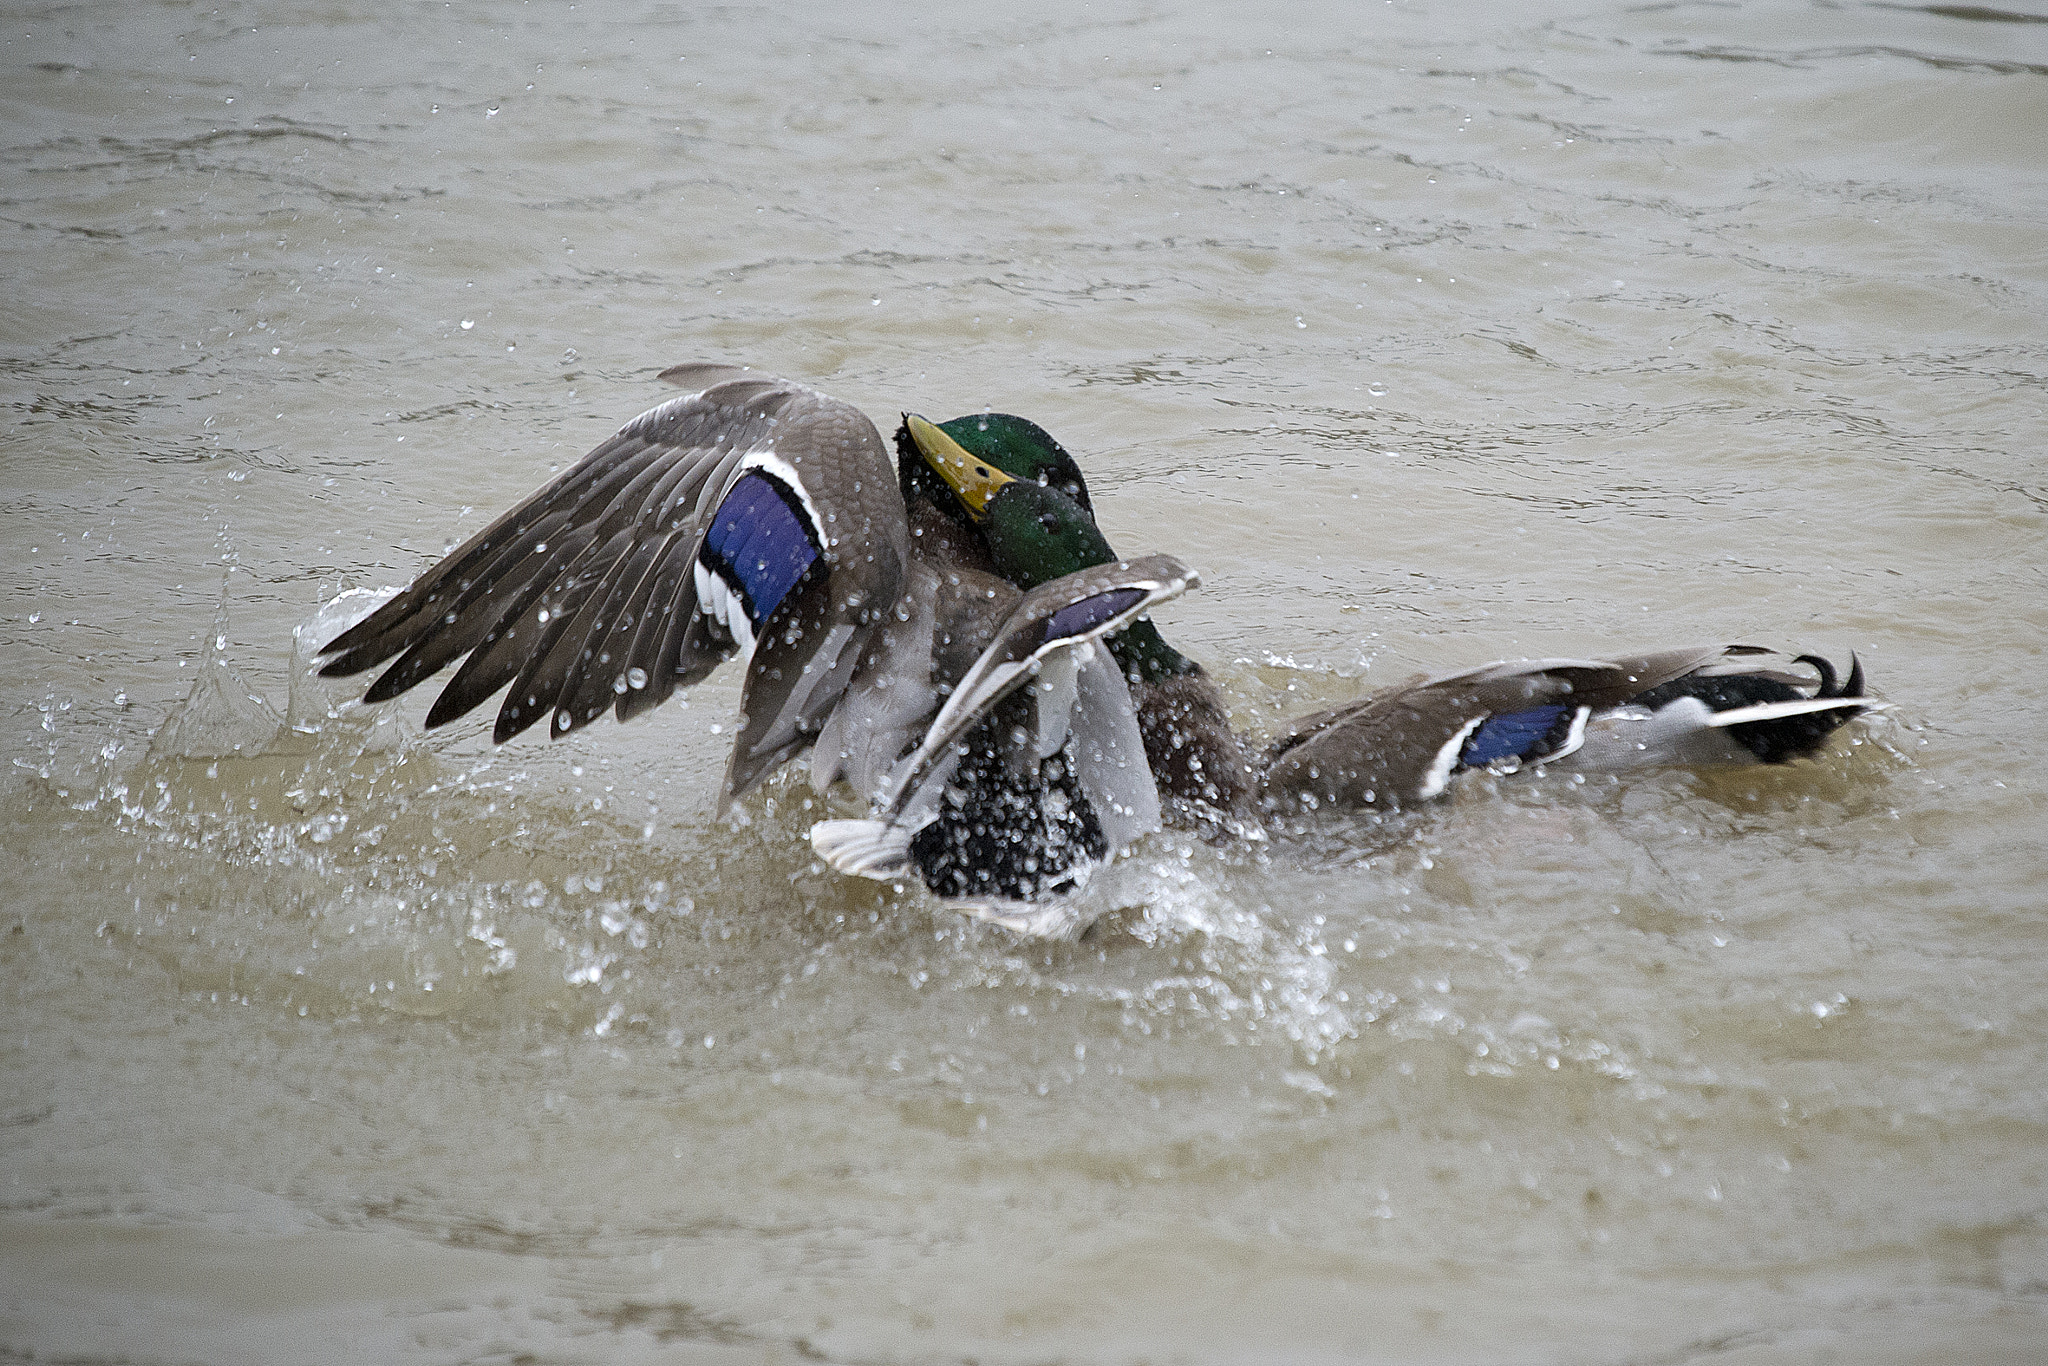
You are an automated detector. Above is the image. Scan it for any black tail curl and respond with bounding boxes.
[1628,652,1870,763]
[1792,652,1865,702]
[1728,652,1869,764]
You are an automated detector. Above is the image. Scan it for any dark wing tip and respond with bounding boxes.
[313,615,386,664]
[316,655,363,680]
[360,668,414,706]
[491,695,548,745]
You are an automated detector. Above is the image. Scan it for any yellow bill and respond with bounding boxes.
[906,413,1014,517]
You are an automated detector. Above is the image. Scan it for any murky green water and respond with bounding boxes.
[5,1,2047,1361]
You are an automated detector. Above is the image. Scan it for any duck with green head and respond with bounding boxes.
[902,413,1257,826]
[903,413,1879,819]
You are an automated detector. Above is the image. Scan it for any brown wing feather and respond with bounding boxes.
[1260,645,1767,808]
[544,447,753,734]
[417,519,613,730]
[320,439,677,681]
[357,447,693,706]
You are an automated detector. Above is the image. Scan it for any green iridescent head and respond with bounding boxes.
[981,480,1117,589]
[896,412,1093,528]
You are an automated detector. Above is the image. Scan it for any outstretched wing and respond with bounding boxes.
[317,366,905,798]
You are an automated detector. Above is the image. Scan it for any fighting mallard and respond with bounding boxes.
[905,415,1256,823]
[316,365,1171,913]
[901,414,1880,821]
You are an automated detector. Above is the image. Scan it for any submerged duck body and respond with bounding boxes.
[811,553,1194,933]
[1261,646,1874,813]
[902,412,1880,823]
[318,366,1173,914]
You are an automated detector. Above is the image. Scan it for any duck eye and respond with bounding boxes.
[1039,512,1060,532]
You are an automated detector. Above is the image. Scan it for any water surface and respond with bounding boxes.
[5,1,2047,1361]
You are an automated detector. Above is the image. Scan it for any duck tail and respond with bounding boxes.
[1712,652,1880,763]
[1791,651,1865,700]
[809,818,915,880]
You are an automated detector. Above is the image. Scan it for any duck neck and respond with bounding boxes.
[904,495,997,576]
[1111,618,1201,684]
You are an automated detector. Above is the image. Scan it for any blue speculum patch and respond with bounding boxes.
[1044,587,1147,645]
[703,472,822,625]
[1461,704,1567,767]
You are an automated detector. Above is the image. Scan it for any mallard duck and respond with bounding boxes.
[315,365,1177,910]
[902,416,1880,819]
[904,415,1257,823]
